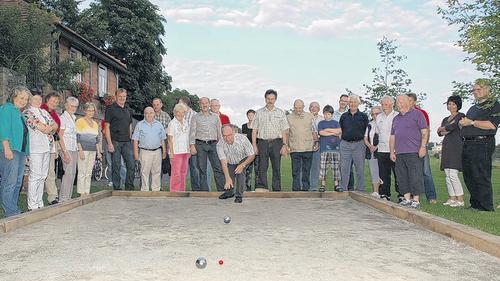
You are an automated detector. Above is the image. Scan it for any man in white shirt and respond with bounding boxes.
[375,95,401,201]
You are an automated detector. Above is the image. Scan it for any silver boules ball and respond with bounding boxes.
[195,257,207,269]
[223,216,231,224]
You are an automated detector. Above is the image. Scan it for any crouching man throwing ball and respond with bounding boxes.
[217,125,255,203]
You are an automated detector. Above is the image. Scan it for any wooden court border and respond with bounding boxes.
[0,190,498,259]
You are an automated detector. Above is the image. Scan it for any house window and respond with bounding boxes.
[70,47,82,82]
[98,64,108,97]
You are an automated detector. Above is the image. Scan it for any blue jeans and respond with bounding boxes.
[291,151,313,191]
[309,150,320,191]
[188,155,201,191]
[0,151,25,217]
[111,141,135,190]
[423,151,437,201]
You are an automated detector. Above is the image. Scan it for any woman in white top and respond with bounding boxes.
[59,96,79,202]
[23,95,56,210]
[364,106,382,198]
[167,103,190,192]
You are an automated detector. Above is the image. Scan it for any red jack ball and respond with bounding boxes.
[218,259,224,265]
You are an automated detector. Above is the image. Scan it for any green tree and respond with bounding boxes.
[28,0,81,28]
[362,37,426,109]
[45,58,88,93]
[161,88,200,115]
[439,1,499,101]
[76,0,172,113]
[0,4,54,90]
[438,0,499,76]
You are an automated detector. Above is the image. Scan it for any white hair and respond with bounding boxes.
[380,95,394,104]
[349,94,361,104]
[65,96,79,106]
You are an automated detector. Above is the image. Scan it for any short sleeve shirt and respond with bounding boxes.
[251,106,289,140]
[167,118,190,154]
[217,133,254,165]
[131,120,166,149]
[461,100,500,137]
[391,108,427,154]
[318,119,341,152]
[105,103,133,142]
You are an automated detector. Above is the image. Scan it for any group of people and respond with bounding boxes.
[0,80,498,217]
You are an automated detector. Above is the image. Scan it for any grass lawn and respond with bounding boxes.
[1,157,499,236]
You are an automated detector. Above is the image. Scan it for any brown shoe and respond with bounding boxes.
[429,199,437,205]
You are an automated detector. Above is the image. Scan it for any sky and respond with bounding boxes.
[85,0,497,143]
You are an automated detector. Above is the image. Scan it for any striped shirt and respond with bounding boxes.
[189,111,221,144]
[184,108,196,126]
[217,133,255,165]
[251,106,289,140]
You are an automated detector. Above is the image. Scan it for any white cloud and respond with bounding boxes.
[164,57,340,126]
[155,0,460,54]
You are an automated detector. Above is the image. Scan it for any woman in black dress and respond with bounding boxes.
[437,96,465,207]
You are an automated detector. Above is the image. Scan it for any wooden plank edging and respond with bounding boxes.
[111,190,350,199]
[349,191,500,258]
[0,190,112,233]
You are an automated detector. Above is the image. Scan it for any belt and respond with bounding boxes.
[462,136,492,142]
[344,139,363,143]
[139,147,161,151]
[257,138,282,142]
[196,139,217,145]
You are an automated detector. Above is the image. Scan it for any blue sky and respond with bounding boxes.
[108,0,494,143]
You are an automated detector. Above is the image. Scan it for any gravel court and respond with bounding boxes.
[0,197,498,281]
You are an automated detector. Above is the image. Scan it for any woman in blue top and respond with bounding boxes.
[0,86,31,217]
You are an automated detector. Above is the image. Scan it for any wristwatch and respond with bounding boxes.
[471,120,475,126]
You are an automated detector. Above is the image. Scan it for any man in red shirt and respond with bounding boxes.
[407,93,437,204]
[40,92,61,205]
[210,99,231,125]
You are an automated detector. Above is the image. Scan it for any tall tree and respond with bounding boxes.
[362,37,425,109]
[161,88,200,115]
[28,0,81,28]
[76,0,172,113]
[438,0,499,100]
[0,4,54,90]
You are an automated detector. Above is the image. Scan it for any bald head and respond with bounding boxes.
[293,99,305,114]
[221,125,235,144]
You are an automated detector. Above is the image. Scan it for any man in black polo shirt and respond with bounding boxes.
[459,80,499,212]
[339,94,369,192]
[105,88,136,190]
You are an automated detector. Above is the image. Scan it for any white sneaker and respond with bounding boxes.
[254,188,269,192]
[450,201,464,207]
[371,192,380,198]
[107,182,113,187]
[443,199,456,206]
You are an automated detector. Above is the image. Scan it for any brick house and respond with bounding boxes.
[53,22,127,102]
[0,0,127,113]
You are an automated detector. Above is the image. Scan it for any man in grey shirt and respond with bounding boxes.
[189,97,224,191]
[217,125,255,203]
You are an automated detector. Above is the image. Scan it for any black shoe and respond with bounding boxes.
[335,187,344,192]
[219,192,235,199]
[319,187,326,192]
[48,199,58,205]
[234,197,242,203]
[347,186,354,191]
[380,195,391,201]
[398,196,404,203]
